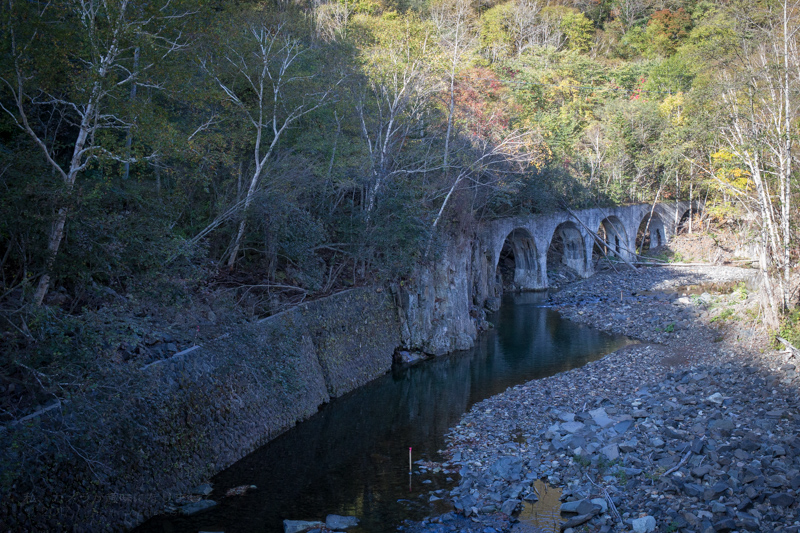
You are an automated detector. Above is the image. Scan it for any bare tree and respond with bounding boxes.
[508,0,559,56]
[0,0,193,305]
[613,0,653,31]
[716,0,800,323]
[199,22,337,268]
[432,0,478,186]
[580,122,608,186]
[357,17,438,219]
[314,0,352,42]
[428,129,542,234]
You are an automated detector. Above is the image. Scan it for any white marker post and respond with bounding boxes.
[408,447,413,492]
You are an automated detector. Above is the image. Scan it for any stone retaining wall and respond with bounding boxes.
[0,287,399,531]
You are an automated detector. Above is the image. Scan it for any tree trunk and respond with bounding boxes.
[226,165,263,269]
[33,206,69,305]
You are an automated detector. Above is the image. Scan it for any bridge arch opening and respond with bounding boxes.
[496,228,541,291]
[677,207,702,234]
[593,216,628,261]
[636,214,666,253]
[547,221,586,280]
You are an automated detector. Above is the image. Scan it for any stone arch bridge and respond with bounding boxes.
[397,201,699,355]
[472,201,697,303]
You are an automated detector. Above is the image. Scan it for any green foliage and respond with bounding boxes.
[645,54,696,93]
[710,308,736,323]
[561,10,594,52]
[0,0,751,349]
[778,309,800,348]
[573,454,591,467]
[480,2,513,60]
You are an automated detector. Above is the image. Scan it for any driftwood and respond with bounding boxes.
[662,449,693,477]
[633,261,754,267]
[777,336,800,357]
[9,399,65,426]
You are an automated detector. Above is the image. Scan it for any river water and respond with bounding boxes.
[136,292,631,533]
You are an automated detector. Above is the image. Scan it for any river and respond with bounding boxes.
[135,292,631,533]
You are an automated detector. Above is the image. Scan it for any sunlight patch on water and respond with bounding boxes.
[516,480,563,533]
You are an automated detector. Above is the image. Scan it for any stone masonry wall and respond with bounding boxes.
[0,287,399,531]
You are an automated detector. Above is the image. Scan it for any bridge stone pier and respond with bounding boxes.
[396,201,697,355]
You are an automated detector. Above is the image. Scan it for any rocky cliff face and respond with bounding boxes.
[394,234,482,355]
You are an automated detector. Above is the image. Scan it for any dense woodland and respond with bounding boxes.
[1,0,799,380]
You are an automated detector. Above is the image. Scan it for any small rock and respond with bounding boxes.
[191,483,213,496]
[560,513,593,529]
[768,493,795,507]
[180,500,216,516]
[589,408,615,428]
[631,515,656,533]
[284,520,325,533]
[707,393,724,405]
[712,518,736,531]
[500,499,520,516]
[560,500,584,514]
[601,444,620,461]
[590,498,608,514]
[561,421,584,433]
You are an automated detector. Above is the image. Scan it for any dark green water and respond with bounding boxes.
[136,292,631,533]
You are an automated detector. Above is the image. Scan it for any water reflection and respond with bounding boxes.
[136,293,630,533]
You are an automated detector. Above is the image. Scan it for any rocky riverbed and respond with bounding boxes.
[400,265,800,533]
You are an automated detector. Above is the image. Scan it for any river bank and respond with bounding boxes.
[402,265,800,533]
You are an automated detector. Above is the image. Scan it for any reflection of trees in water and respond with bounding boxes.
[138,294,627,533]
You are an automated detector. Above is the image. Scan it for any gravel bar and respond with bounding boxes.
[400,265,800,533]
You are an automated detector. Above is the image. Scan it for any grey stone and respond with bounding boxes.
[707,392,724,405]
[691,438,705,454]
[712,518,736,531]
[325,515,359,529]
[589,407,615,428]
[561,421,585,433]
[631,515,656,533]
[590,497,608,513]
[601,444,620,462]
[560,500,585,513]
[560,513,593,529]
[284,520,325,533]
[614,420,633,434]
[500,499,520,516]
[768,493,795,507]
[711,482,730,495]
[711,501,727,513]
[180,499,217,516]
[191,483,213,496]
[576,500,599,515]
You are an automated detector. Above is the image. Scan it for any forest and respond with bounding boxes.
[0,0,798,384]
